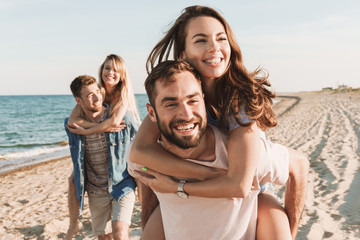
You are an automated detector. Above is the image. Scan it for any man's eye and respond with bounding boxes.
[194,39,206,43]
[165,103,176,107]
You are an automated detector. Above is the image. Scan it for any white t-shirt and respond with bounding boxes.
[126,125,289,240]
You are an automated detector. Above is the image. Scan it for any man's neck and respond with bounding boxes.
[161,126,215,161]
[83,106,105,123]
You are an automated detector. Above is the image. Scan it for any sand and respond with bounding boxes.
[1,91,360,239]
[266,92,360,239]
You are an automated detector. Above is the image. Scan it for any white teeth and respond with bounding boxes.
[176,123,195,131]
[205,58,221,64]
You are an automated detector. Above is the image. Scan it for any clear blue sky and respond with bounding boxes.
[1,0,359,95]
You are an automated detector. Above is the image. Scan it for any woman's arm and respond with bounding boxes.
[67,104,92,127]
[136,122,260,198]
[186,122,260,198]
[67,104,127,135]
[129,116,226,181]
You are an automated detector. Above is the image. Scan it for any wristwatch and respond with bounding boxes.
[177,180,189,199]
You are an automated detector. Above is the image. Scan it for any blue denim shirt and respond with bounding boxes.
[64,106,139,213]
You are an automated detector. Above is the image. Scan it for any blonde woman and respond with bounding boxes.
[67,54,140,134]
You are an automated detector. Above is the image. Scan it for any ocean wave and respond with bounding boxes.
[0,145,69,160]
[0,147,70,174]
[0,141,68,149]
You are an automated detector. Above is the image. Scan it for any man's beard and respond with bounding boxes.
[85,103,102,113]
[156,113,207,149]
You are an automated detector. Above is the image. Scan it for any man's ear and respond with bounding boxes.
[146,103,157,122]
[75,97,81,105]
[179,51,186,60]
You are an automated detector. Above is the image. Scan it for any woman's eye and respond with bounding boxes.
[189,100,198,104]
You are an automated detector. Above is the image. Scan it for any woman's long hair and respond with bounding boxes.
[99,54,140,123]
[147,5,276,129]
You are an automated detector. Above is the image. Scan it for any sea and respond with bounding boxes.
[0,94,149,174]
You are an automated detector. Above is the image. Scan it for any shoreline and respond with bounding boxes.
[0,155,70,178]
[0,148,70,176]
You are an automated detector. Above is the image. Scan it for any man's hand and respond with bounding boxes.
[135,168,178,194]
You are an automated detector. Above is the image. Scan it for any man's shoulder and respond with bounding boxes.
[208,124,228,143]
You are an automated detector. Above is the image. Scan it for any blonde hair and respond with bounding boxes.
[99,54,140,123]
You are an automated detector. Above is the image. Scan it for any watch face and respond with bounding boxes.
[177,191,189,199]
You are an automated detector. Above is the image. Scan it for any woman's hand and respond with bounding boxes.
[66,123,89,135]
[105,120,127,132]
[135,168,178,194]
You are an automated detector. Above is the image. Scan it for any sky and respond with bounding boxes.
[0,0,359,95]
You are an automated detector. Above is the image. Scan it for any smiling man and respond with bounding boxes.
[126,61,307,239]
[147,70,207,150]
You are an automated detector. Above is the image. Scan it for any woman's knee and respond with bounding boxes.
[257,193,291,240]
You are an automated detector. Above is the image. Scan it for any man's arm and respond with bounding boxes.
[285,148,309,240]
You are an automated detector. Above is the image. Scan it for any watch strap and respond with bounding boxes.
[177,180,186,192]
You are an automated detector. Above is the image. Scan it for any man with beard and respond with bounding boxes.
[126,61,307,239]
[65,75,138,240]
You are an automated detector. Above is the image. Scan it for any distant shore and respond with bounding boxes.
[1,92,359,239]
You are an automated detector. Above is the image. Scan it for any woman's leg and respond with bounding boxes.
[141,205,165,240]
[139,183,165,240]
[256,192,292,240]
[65,171,80,240]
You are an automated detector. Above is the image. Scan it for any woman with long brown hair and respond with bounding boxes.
[131,6,307,239]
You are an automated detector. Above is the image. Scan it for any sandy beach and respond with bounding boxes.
[1,91,359,239]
